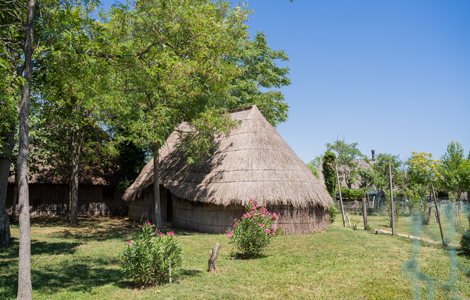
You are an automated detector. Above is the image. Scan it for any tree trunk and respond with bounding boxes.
[153,144,162,232]
[17,1,36,298]
[388,163,395,236]
[335,163,346,227]
[208,242,220,272]
[362,198,368,228]
[0,125,15,244]
[11,171,19,222]
[69,130,84,226]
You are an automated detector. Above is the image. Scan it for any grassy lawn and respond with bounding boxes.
[338,212,469,245]
[1,217,470,299]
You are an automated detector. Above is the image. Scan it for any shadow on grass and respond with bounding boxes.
[0,237,81,261]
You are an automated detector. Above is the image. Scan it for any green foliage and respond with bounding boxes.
[117,141,147,192]
[461,229,470,256]
[228,199,279,257]
[100,0,250,164]
[349,188,365,201]
[322,151,336,198]
[307,155,322,179]
[224,32,291,127]
[119,223,182,286]
[328,205,338,224]
[438,141,470,199]
[372,153,403,190]
[326,139,366,188]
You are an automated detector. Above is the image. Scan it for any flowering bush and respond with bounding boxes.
[228,199,280,257]
[119,222,182,286]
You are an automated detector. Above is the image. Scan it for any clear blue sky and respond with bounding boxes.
[100,0,470,163]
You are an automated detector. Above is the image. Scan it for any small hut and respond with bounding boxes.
[123,106,333,235]
[6,163,125,216]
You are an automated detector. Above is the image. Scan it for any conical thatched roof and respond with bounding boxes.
[123,105,333,208]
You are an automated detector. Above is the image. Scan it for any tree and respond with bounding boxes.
[31,3,110,226]
[371,153,403,190]
[307,155,322,179]
[224,32,291,127]
[438,141,470,199]
[322,151,336,199]
[100,0,250,232]
[326,139,366,188]
[407,151,439,199]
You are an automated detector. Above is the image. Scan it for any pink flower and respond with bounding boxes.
[261,214,265,217]
[278,225,282,228]
[147,222,151,225]
[227,232,234,238]
[159,232,164,237]
[259,223,264,228]
[271,228,276,233]
[128,240,132,246]
[167,232,175,236]
[233,224,237,228]
[265,229,270,233]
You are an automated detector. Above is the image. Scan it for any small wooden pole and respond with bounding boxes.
[225,257,235,272]
[431,183,445,246]
[169,260,172,285]
[335,163,346,227]
[362,190,368,228]
[208,243,220,272]
[389,163,395,236]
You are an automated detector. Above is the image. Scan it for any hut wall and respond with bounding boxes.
[171,195,329,235]
[128,185,168,224]
[5,183,126,216]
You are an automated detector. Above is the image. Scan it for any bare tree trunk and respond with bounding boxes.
[388,163,395,236]
[0,125,15,244]
[17,1,36,298]
[69,130,84,226]
[335,162,346,227]
[153,144,162,233]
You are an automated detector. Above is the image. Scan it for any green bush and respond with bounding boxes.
[228,199,279,257]
[328,205,338,223]
[461,229,470,256]
[119,223,182,286]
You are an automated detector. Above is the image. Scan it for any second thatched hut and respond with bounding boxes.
[123,105,333,235]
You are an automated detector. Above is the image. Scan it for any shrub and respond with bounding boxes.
[228,199,279,257]
[461,229,470,256]
[119,222,182,286]
[328,205,338,223]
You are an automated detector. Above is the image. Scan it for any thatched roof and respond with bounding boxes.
[123,105,333,209]
[8,163,120,186]
[317,158,374,189]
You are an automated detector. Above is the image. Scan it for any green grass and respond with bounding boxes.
[338,212,468,245]
[1,216,470,299]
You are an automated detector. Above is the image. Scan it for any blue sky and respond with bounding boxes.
[100,0,470,163]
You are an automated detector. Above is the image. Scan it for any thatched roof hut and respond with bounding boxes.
[124,105,333,234]
[7,162,125,216]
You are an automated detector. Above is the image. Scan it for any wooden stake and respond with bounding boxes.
[335,163,346,227]
[389,163,395,236]
[362,190,368,228]
[226,257,235,272]
[169,260,172,285]
[208,243,220,272]
[431,183,445,246]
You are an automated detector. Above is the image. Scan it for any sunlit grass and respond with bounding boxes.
[1,216,469,299]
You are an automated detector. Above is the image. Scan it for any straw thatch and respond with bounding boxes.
[124,105,334,234]
[317,158,375,190]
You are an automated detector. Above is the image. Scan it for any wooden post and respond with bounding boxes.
[389,163,395,236]
[362,190,368,228]
[335,163,346,227]
[208,243,220,272]
[169,260,172,284]
[431,183,445,246]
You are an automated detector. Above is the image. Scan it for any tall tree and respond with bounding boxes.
[322,151,336,199]
[407,151,439,199]
[32,3,109,226]
[371,153,403,190]
[326,139,366,188]
[101,0,249,232]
